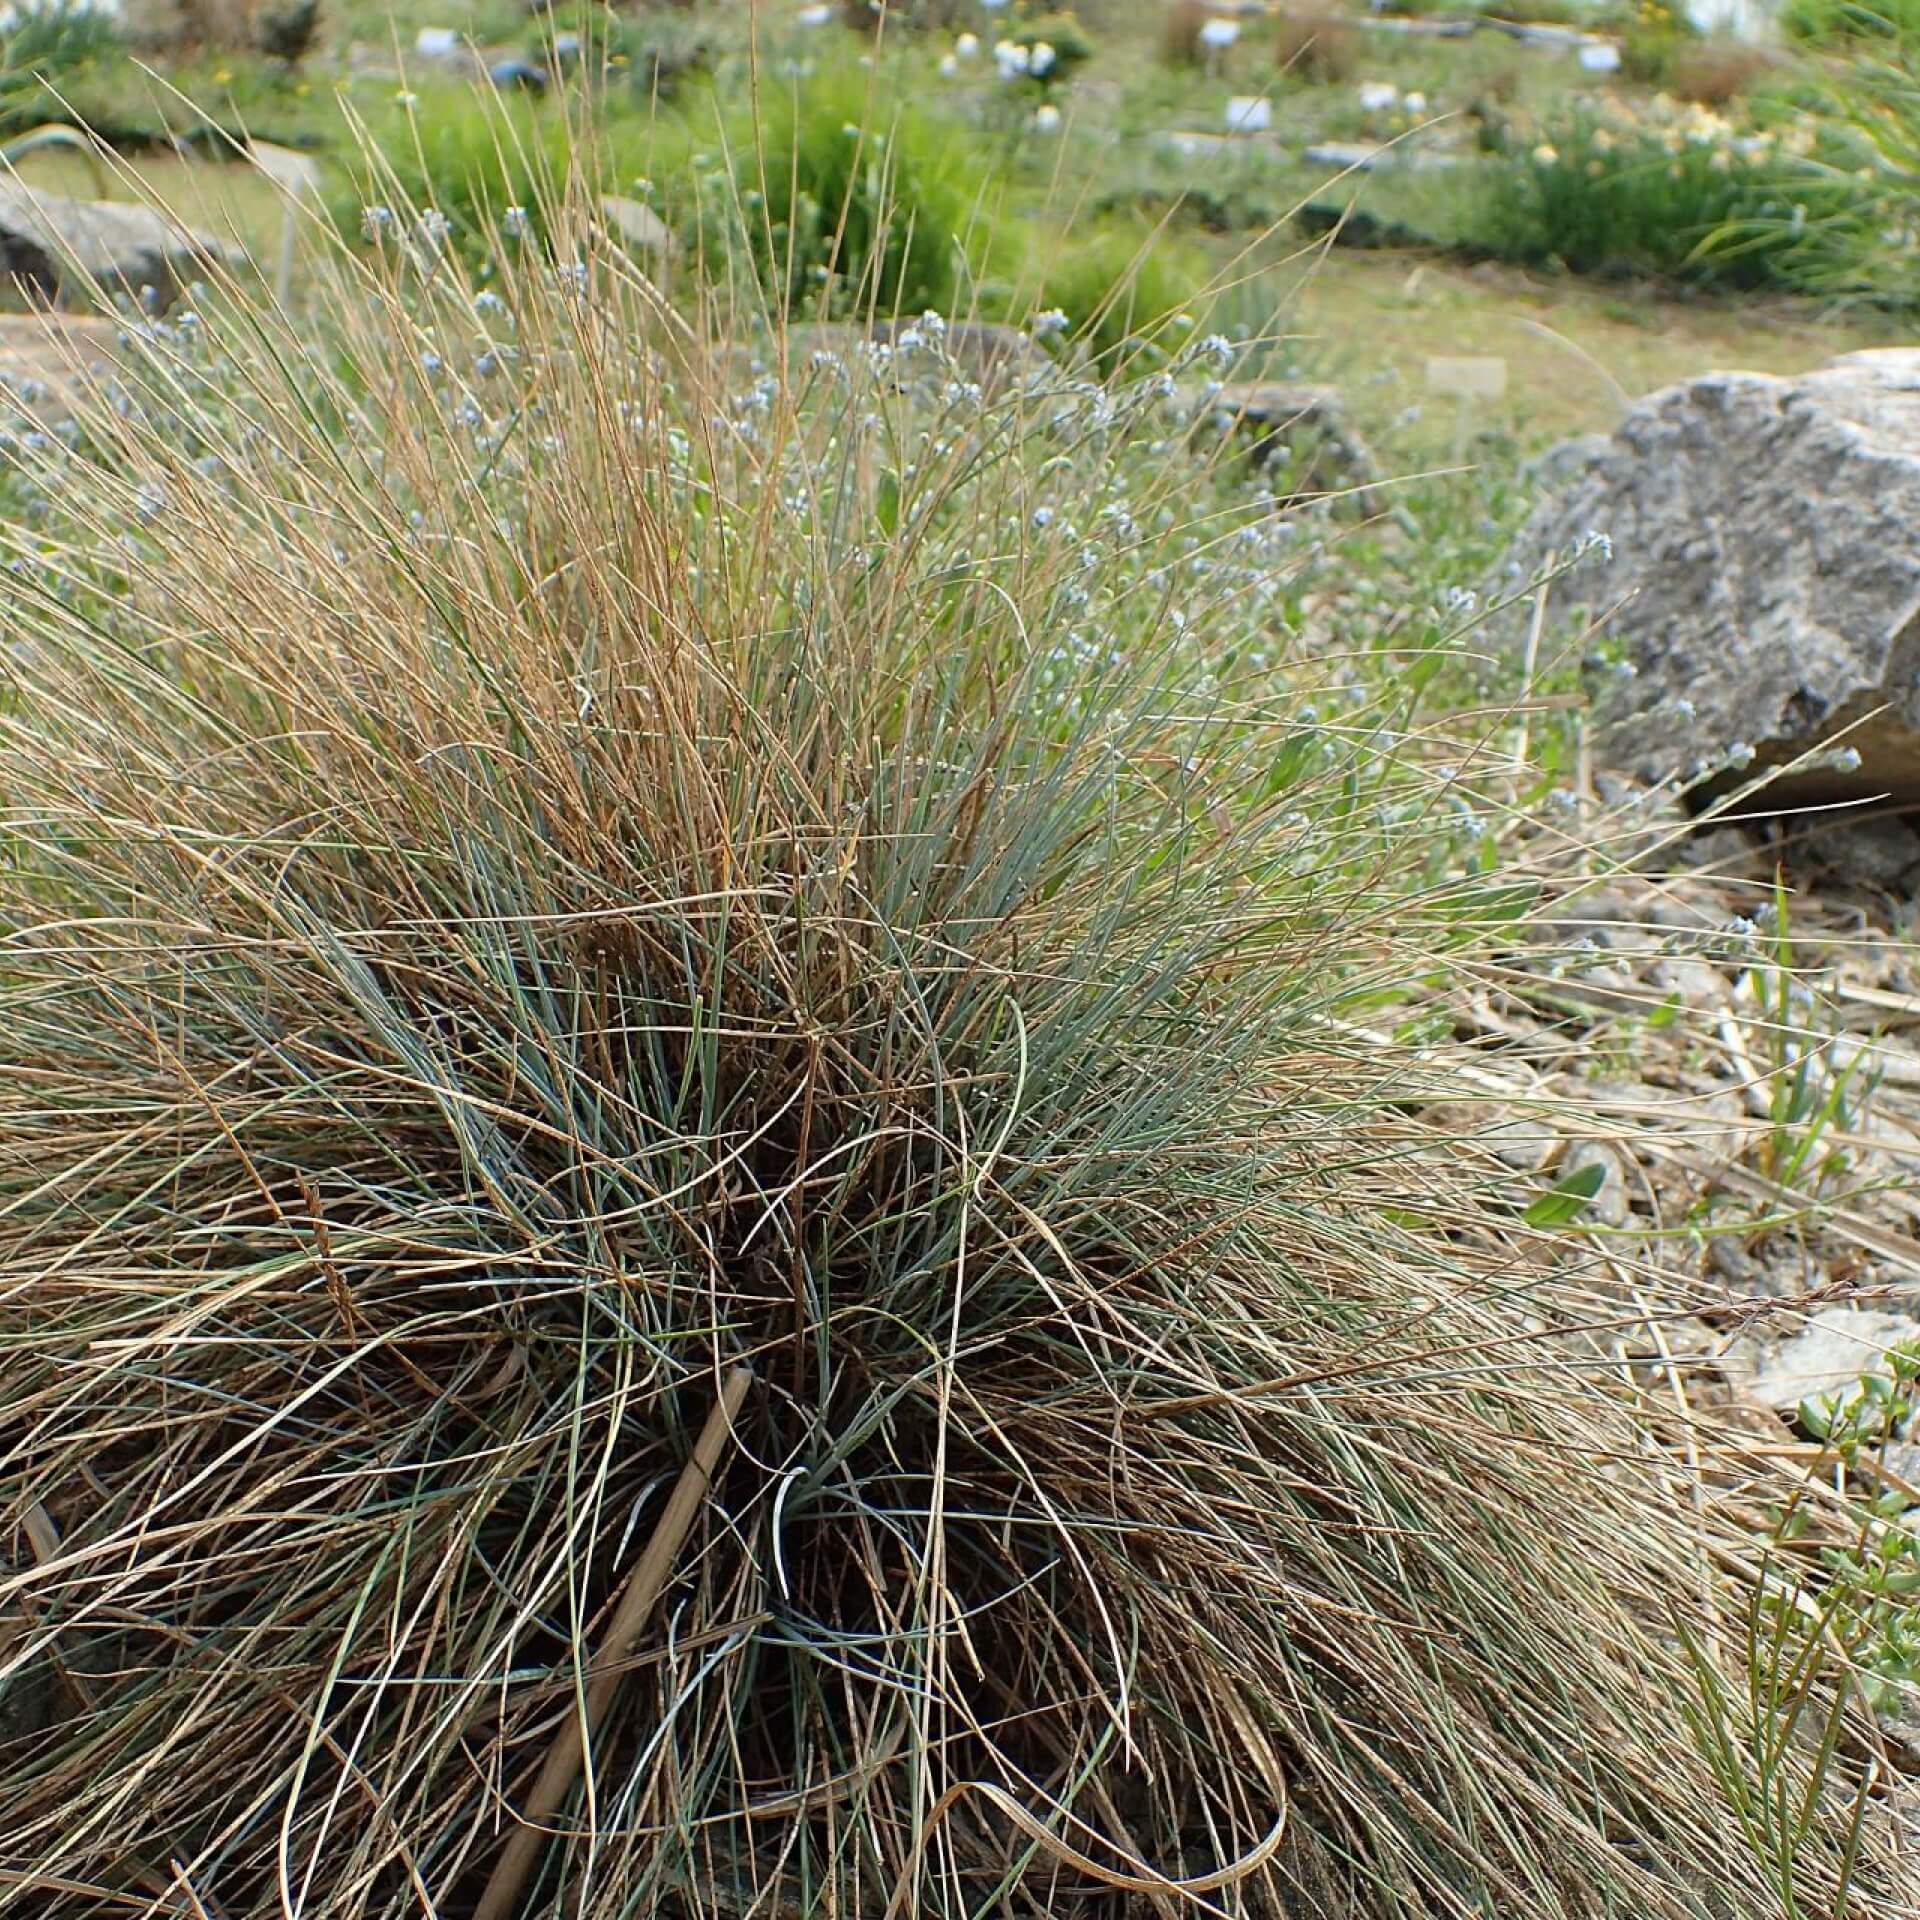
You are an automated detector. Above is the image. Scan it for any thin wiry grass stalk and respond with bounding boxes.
[0,146,1896,1920]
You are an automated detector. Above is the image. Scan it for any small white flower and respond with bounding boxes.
[1031,102,1062,133]
[1028,39,1056,74]
[503,206,530,238]
[1029,307,1070,338]
[955,30,978,54]
[1357,81,1399,113]
[939,52,958,75]
[1724,740,1756,770]
[1032,506,1054,529]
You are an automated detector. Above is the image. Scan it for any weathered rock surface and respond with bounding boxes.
[599,195,677,263]
[1739,1307,1920,1411]
[0,182,228,313]
[1498,349,1920,806]
[783,318,1051,390]
[1200,381,1381,508]
[863,317,1049,386]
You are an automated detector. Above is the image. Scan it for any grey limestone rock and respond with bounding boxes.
[1498,350,1920,808]
[0,181,229,314]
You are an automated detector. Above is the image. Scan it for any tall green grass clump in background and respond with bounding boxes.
[1750,32,1920,309]
[1024,217,1208,366]
[1780,0,1920,43]
[0,0,121,134]
[325,92,706,269]
[1469,100,1877,295]
[745,60,1003,317]
[0,154,1898,1920]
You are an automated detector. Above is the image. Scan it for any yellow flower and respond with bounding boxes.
[1591,125,1615,152]
[212,66,232,84]
[1533,143,1558,164]
[293,80,310,96]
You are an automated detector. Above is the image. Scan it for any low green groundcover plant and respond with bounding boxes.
[0,165,1896,1919]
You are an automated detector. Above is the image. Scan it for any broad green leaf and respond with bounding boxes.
[1523,1160,1606,1229]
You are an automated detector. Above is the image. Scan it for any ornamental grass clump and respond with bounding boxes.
[1469,97,1872,296]
[0,176,1894,1918]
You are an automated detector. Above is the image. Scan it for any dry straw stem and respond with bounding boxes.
[473,1364,754,1920]
[0,160,1897,1919]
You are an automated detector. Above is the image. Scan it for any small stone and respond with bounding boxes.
[489,57,549,92]
[1742,1308,1920,1412]
[1707,1237,1767,1294]
[1195,382,1379,511]
[600,195,676,261]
